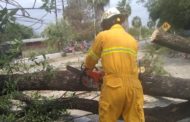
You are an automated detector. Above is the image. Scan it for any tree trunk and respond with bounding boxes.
[0,71,95,96]
[14,94,190,122]
[140,75,190,100]
[151,29,190,54]
[1,71,190,100]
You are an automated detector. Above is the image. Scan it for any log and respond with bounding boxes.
[14,95,190,122]
[151,29,190,54]
[0,71,94,95]
[1,71,190,100]
[141,75,190,100]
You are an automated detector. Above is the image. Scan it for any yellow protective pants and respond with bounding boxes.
[99,74,144,122]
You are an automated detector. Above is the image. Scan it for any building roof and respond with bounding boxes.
[22,38,47,44]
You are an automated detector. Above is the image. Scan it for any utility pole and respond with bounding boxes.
[55,0,58,24]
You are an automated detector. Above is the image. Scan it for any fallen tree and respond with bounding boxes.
[0,71,93,95]
[151,29,190,54]
[1,71,190,100]
[12,94,190,122]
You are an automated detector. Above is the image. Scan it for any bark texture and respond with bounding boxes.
[1,71,190,100]
[151,30,190,54]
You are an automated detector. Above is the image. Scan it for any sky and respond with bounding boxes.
[108,0,149,26]
[1,0,149,34]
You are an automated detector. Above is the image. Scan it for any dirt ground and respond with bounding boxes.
[21,47,190,122]
[31,49,189,122]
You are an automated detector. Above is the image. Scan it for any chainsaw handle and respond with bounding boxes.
[81,63,98,72]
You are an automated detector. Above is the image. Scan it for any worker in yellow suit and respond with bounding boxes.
[84,7,144,122]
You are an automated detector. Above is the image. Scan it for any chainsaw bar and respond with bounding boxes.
[66,65,82,76]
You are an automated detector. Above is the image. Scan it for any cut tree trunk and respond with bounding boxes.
[14,95,190,122]
[0,71,94,95]
[1,71,190,100]
[151,29,190,54]
[140,75,190,100]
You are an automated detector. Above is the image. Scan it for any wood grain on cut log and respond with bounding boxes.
[1,71,190,100]
[14,95,190,122]
[151,29,190,54]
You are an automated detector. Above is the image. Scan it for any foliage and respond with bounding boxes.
[0,0,55,32]
[117,0,131,17]
[117,0,131,29]
[87,0,110,6]
[0,8,18,32]
[0,23,33,43]
[132,16,142,28]
[128,26,153,40]
[0,39,22,70]
[147,20,156,29]
[87,0,110,17]
[65,0,95,40]
[142,44,169,75]
[43,19,75,50]
[0,40,69,121]
[20,92,68,122]
[146,0,190,30]
[41,0,55,12]
[0,1,72,121]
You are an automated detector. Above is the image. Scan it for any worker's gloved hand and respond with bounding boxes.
[82,68,91,76]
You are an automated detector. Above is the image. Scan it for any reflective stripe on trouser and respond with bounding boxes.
[99,74,144,122]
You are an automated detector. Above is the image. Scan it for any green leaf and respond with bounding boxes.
[8,9,19,16]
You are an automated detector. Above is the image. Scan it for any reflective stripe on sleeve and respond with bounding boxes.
[101,47,137,57]
[87,49,99,60]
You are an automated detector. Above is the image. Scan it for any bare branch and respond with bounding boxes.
[15,14,43,22]
[33,0,37,8]
[28,12,49,27]
[16,19,48,25]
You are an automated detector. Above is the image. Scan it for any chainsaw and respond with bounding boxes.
[66,64,104,89]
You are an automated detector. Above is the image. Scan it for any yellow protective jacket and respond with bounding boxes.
[85,24,138,77]
[84,24,144,122]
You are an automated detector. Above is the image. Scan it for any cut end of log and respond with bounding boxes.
[151,29,160,42]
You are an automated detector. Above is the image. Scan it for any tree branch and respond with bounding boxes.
[13,94,190,122]
[33,0,37,8]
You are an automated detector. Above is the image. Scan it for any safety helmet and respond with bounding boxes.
[101,8,122,22]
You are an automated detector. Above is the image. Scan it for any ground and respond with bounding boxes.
[20,42,190,122]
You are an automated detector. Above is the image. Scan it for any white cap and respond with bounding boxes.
[101,8,121,22]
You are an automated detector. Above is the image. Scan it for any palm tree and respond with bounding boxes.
[87,0,110,36]
[132,16,142,28]
[117,0,131,30]
[87,0,110,21]
[132,16,142,40]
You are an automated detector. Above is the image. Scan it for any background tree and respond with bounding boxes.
[43,19,75,51]
[65,0,95,41]
[0,23,33,43]
[0,0,56,33]
[146,0,190,30]
[128,26,152,40]
[147,20,156,29]
[87,0,110,21]
[132,16,142,40]
[117,0,131,30]
[87,0,110,34]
